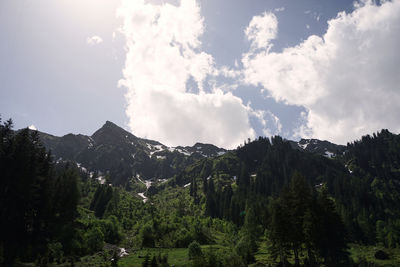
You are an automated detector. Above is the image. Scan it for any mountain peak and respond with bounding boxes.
[98,121,126,132]
[92,121,136,143]
[289,138,346,158]
[103,120,119,128]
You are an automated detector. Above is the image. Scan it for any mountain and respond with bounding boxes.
[6,116,400,266]
[289,138,346,158]
[174,130,400,247]
[173,143,226,157]
[37,121,227,185]
[36,121,352,186]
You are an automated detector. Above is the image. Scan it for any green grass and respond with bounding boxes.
[118,248,189,267]
[349,244,400,266]
[117,243,400,267]
[118,245,230,267]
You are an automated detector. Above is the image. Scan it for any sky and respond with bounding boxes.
[1,0,399,149]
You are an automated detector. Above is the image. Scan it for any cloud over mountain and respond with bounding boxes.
[242,0,400,144]
[117,0,256,148]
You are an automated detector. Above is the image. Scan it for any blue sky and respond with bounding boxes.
[1,0,399,148]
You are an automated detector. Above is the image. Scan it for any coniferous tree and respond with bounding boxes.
[316,188,349,266]
[237,162,250,189]
[0,122,52,263]
[222,184,233,220]
[205,177,217,217]
[150,255,158,267]
[269,199,290,266]
[287,172,312,266]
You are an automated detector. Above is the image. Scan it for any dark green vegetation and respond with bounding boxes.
[1,118,400,266]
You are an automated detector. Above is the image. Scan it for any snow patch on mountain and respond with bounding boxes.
[97,176,106,184]
[324,151,335,158]
[137,193,148,203]
[299,141,309,149]
[176,148,192,156]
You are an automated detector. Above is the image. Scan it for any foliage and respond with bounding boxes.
[3,117,400,266]
[188,241,202,260]
[0,119,80,264]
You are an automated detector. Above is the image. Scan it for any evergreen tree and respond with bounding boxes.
[1,122,51,263]
[150,255,158,267]
[287,172,312,266]
[205,177,217,217]
[237,162,250,189]
[315,188,349,266]
[269,199,291,266]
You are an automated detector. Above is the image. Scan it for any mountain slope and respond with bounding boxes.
[37,121,227,185]
[9,117,400,266]
[170,130,400,247]
[289,138,346,158]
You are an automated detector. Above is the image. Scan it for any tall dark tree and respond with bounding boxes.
[269,199,291,266]
[0,120,81,264]
[287,172,312,266]
[0,122,51,264]
[90,184,113,218]
[237,162,250,189]
[315,188,349,266]
[205,177,217,217]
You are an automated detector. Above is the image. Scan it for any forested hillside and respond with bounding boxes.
[1,118,400,266]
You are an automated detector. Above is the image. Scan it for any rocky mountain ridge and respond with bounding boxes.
[36,121,226,185]
[33,121,348,185]
[289,138,346,158]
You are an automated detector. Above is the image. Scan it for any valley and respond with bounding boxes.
[1,119,400,266]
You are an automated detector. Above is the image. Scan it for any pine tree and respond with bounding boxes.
[287,172,312,266]
[269,199,290,266]
[205,177,216,217]
[0,123,54,264]
[237,162,250,189]
[150,255,158,267]
[316,188,349,266]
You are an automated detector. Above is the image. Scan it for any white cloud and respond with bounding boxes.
[250,109,282,137]
[274,7,285,12]
[117,0,258,148]
[245,12,277,51]
[28,124,37,131]
[87,35,103,45]
[243,0,400,144]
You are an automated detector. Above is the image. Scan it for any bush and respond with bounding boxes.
[85,227,104,253]
[235,236,255,264]
[48,242,64,263]
[374,249,389,260]
[174,228,193,248]
[188,241,202,260]
[140,224,155,248]
[100,216,122,244]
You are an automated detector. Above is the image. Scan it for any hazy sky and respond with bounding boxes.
[1,0,399,148]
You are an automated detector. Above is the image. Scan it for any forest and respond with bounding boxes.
[1,117,400,266]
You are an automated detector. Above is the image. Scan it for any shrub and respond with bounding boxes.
[374,249,389,260]
[188,241,202,260]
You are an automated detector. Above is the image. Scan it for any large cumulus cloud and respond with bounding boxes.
[243,0,400,144]
[117,0,258,148]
